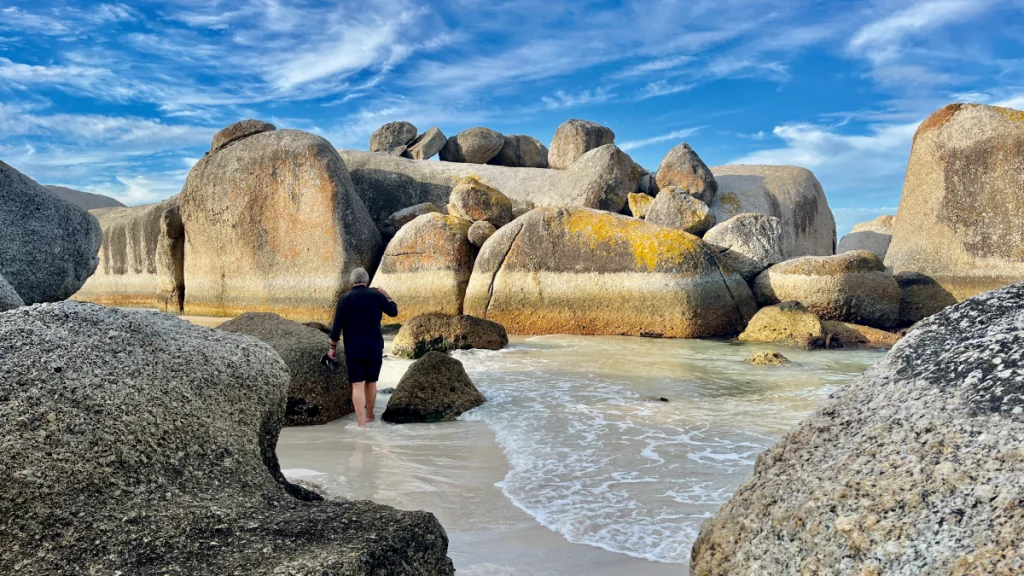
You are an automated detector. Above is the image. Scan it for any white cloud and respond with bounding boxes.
[619,127,702,151]
[0,7,69,35]
[541,88,615,110]
[635,81,695,101]
[848,0,991,63]
[996,94,1024,110]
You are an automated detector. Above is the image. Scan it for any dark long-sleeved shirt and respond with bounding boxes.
[329,285,399,358]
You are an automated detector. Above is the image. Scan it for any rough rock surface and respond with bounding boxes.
[639,173,658,195]
[738,301,827,349]
[370,121,418,154]
[655,142,717,203]
[179,130,382,323]
[210,119,277,152]
[754,250,901,328]
[837,214,895,260]
[627,192,654,218]
[549,119,616,170]
[43,185,125,210]
[0,160,102,304]
[895,271,957,326]
[340,143,638,225]
[467,220,497,248]
[823,320,901,348]
[464,207,756,337]
[692,282,1024,576]
[746,351,790,366]
[447,176,514,227]
[0,272,24,312]
[439,127,505,164]
[886,104,1024,301]
[371,213,475,325]
[645,187,717,236]
[382,352,486,423]
[703,213,785,281]
[219,312,353,426]
[709,164,836,258]
[403,126,446,160]
[382,202,441,237]
[488,134,549,168]
[391,314,509,358]
[0,302,454,575]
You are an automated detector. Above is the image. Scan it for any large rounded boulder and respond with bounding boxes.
[837,214,895,260]
[371,213,476,325]
[692,282,1024,576]
[219,312,353,426]
[0,302,454,575]
[0,160,102,304]
[754,250,900,328]
[439,127,505,164]
[549,119,615,170]
[645,186,717,236]
[0,272,24,312]
[886,103,1024,301]
[709,164,836,258]
[210,119,276,152]
[655,142,717,203]
[703,213,786,281]
[391,314,509,359]
[370,121,418,155]
[487,134,549,168]
[464,207,756,337]
[446,176,513,227]
[381,351,486,423]
[179,129,382,323]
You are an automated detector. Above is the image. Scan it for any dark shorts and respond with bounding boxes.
[346,355,383,384]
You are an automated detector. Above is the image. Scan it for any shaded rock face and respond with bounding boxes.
[403,126,446,160]
[467,220,497,248]
[645,186,717,236]
[738,301,826,349]
[488,134,550,168]
[219,312,353,426]
[655,142,717,204]
[886,104,1024,301]
[371,213,476,325]
[703,213,785,282]
[464,207,756,338]
[43,185,125,210]
[179,130,382,323]
[210,119,277,152]
[627,192,654,219]
[391,314,509,359]
[692,282,1024,576]
[837,214,895,260]
[0,160,102,305]
[0,272,24,312]
[370,121,418,155]
[0,302,454,575]
[822,320,901,348]
[895,271,957,326]
[549,119,615,170]
[709,164,836,259]
[447,176,514,227]
[383,202,441,238]
[755,250,901,328]
[382,352,486,423]
[746,351,789,366]
[439,127,505,164]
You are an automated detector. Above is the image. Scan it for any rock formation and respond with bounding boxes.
[885,103,1024,302]
[836,214,895,260]
[0,160,102,304]
[746,351,790,366]
[403,126,447,160]
[0,302,454,575]
[467,220,497,248]
[219,312,353,426]
[43,185,125,210]
[464,207,756,337]
[738,301,827,349]
[446,176,514,227]
[627,192,654,219]
[383,202,441,238]
[754,250,900,328]
[370,121,418,155]
[645,187,717,236]
[709,164,836,258]
[381,351,486,423]
[179,129,381,323]
[211,119,277,152]
[488,134,549,168]
[549,119,615,170]
[439,127,505,164]
[391,314,509,359]
[703,213,786,282]
[895,271,957,326]
[692,282,1024,576]
[655,142,717,204]
[0,272,24,312]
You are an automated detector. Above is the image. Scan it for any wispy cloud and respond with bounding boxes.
[619,127,702,151]
[542,88,615,109]
[636,81,695,101]
[848,0,991,63]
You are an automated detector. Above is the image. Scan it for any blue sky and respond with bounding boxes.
[1,0,1022,235]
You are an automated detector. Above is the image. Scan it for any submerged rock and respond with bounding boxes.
[447,176,514,227]
[210,119,276,152]
[822,320,901,348]
[738,301,826,349]
[746,351,790,366]
[467,220,497,248]
[0,302,454,575]
[370,121,418,155]
[0,272,24,312]
[439,127,505,164]
[219,312,353,426]
[645,187,716,236]
[655,142,717,204]
[703,213,786,281]
[692,281,1024,576]
[837,214,894,260]
[382,351,486,423]
[549,119,615,170]
[391,314,509,359]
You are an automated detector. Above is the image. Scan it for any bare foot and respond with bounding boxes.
[366,413,376,422]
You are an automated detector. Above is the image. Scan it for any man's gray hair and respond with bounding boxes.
[349,267,370,286]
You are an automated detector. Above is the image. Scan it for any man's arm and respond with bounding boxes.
[328,297,344,359]
[377,287,399,317]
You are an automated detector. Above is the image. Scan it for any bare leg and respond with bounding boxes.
[351,381,367,428]
[366,382,378,421]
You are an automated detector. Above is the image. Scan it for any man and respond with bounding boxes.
[327,267,398,428]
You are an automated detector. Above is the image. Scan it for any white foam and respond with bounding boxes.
[282,468,325,479]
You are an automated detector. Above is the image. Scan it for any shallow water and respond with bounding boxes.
[278,335,883,569]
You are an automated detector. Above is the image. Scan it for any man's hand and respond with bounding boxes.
[376,287,392,300]
[328,342,338,360]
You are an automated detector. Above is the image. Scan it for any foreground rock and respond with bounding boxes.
[692,282,1024,576]
[895,271,957,326]
[210,119,276,152]
[0,302,454,575]
[709,165,836,258]
[403,126,446,160]
[627,192,654,218]
[447,176,513,227]
[467,220,497,247]
[180,129,381,323]
[746,351,790,366]
[464,207,756,337]
[439,127,505,164]
[886,103,1024,302]
[391,314,509,359]
[822,321,901,348]
[219,313,352,425]
[645,187,716,235]
[370,121,418,155]
[655,142,717,203]
[488,134,549,168]
[549,119,615,170]
[382,352,486,423]
[837,214,895,260]
[43,185,125,210]
[703,213,785,281]
[738,301,826,349]
[0,272,24,312]
[371,213,475,325]
[0,160,102,304]
[754,250,900,328]
[382,202,440,237]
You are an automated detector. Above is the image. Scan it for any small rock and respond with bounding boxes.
[382,352,486,423]
[627,193,654,219]
[391,314,509,359]
[378,387,396,395]
[645,187,716,236]
[403,126,447,160]
[370,121,418,155]
[738,301,826,349]
[746,351,791,366]
[823,321,901,348]
[655,142,717,203]
[837,215,895,260]
[447,176,513,227]
[549,119,616,170]
[0,272,24,312]
[467,220,497,248]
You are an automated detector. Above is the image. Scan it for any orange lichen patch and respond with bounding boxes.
[557,208,704,271]
[993,104,1024,123]
[914,103,964,141]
